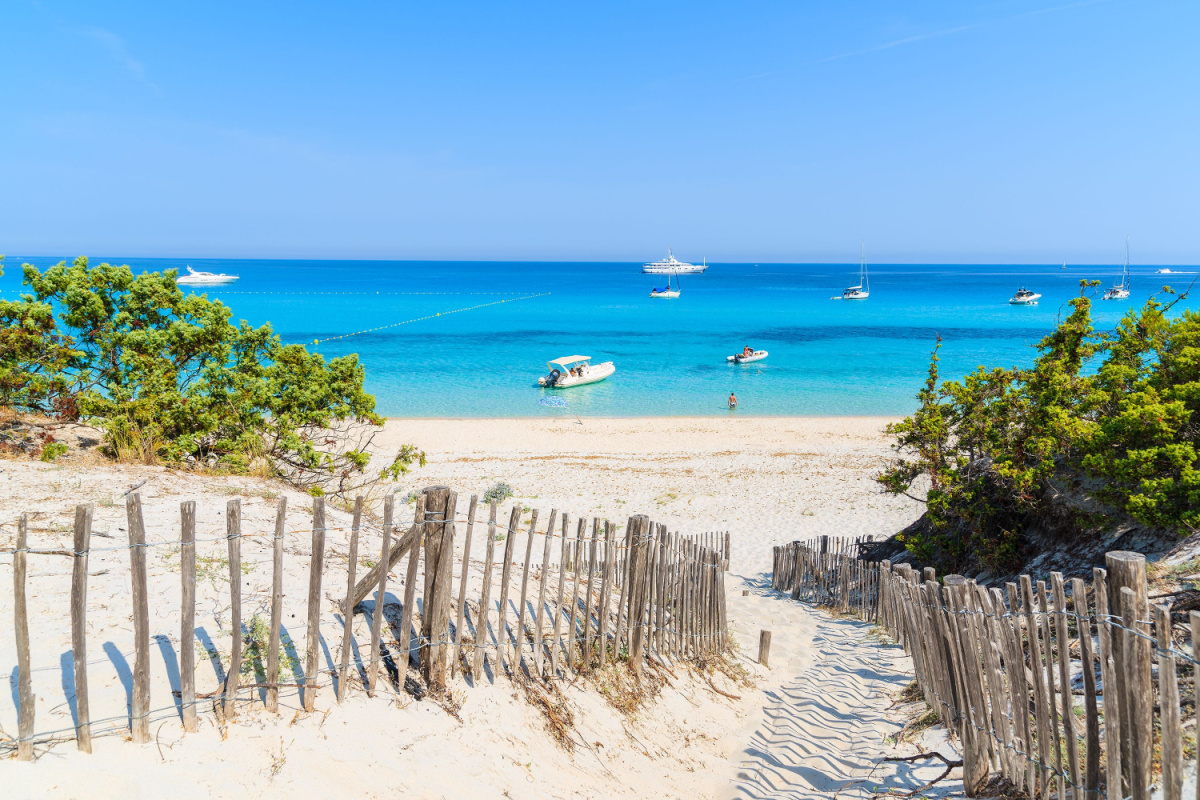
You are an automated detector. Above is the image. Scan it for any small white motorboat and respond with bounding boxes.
[1102,239,1131,300]
[727,349,768,364]
[1009,287,1041,305]
[175,266,239,286]
[649,271,681,298]
[1157,268,1174,274]
[538,355,615,388]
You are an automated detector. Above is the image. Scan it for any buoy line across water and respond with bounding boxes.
[192,290,534,296]
[310,292,551,346]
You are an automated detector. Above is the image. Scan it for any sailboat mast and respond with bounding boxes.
[861,241,869,293]
[1123,237,1130,288]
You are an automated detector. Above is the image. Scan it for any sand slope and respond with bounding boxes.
[1,416,926,798]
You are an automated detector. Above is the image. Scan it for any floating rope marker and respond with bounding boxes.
[309,292,550,346]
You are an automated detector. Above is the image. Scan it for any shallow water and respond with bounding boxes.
[6,257,1193,416]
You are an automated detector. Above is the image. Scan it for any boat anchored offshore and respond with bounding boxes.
[835,243,870,300]
[1102,239,1131,300]
[538,355,615,389]
[649,271,681,298]
[1009,287,1041,305]
[642,248,708,274]
[727,346,768,364]
[175,266,239,286]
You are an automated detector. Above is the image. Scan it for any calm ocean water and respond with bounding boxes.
[5,258,1195,417]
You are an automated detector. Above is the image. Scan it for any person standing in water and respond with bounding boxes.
[728,392,737,409]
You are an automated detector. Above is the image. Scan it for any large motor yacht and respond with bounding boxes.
[642,248,708,274]
[175,266,239,286]
[1009,287,1042,305]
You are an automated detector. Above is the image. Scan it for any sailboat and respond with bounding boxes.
[834,243,870,300]
[1102,239,1131,300]
[649,271,681,298]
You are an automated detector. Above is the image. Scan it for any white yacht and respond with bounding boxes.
[1102,240,1131,300]
[538,356,615,388]
[835,243,870,300]
[649,272,681,298]
[642,248,707,274]
[175,266,239,286]
[1009,287,1041,305]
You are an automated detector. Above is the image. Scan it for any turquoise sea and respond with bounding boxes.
[5,258,1195,417]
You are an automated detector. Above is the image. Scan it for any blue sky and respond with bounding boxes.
[2,1,1197,263]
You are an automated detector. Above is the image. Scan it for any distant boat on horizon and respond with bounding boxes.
[649,271,681,298]
[1102,239,1131,300]
[834,242,870,300]
[642,248,707,274]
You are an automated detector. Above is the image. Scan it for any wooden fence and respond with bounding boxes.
[2,485,729,760]
[772,537,1197,800]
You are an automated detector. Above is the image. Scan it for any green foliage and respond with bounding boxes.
[879,281,1198,573]
[0,256,422,494]
[483,481,514,504]
[40,441,68,462]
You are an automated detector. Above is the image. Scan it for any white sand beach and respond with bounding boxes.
[0,416,929,799]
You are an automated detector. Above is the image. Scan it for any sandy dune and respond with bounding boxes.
[0,416,929,798]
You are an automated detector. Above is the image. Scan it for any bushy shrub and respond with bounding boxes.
[0,256,423,494]
[879,281,1198,572]
[483,481,514,504]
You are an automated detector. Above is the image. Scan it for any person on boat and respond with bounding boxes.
[743,346,753,357]
[728,392,737,409]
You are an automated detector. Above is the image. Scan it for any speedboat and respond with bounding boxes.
[538,356,615,388]
[834,242,870,299]
[1102,239,1131,300]
[727,349,768,364]
[175,266,239,286]
[642,248,708,274]
[649,271,681,298]
[1009,287,1041,305]
[1157,268,1174,274]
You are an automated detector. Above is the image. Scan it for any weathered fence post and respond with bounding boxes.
[303,497,326,711]
[1106,551,1149,799]
[14,514,34,760]
[181,502,198,728]
[337,496,363,703]
[533,509,559,676]
[399,495,426,673]
[126,494,151,743]
[495,504,520,674]
[758,630,771,667]
[1093,567,1122,799]
[71,504,93,752]
[513,506,539,675]
[420,486,458,690]
[452,495,478,678]
[225,499,242,718]
[551,513,570,674]
[626,515,651,676]
[1154,604,1182,800]
[474,501,499,679]
[266,497,285,713]
[368,496,392,695]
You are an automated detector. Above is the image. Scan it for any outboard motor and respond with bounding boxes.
[548,368,561,386]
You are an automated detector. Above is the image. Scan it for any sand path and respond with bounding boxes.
[723,570,922,800]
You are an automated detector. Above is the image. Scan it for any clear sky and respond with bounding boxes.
[2,1,1197,264]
